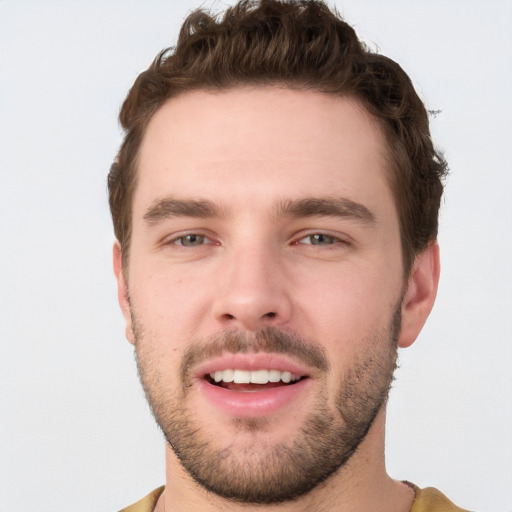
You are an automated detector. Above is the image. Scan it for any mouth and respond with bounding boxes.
[195,354,312,418]
[205,368,306,392]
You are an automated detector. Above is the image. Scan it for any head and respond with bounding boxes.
[108,0,447,277]
[109,0,445,505]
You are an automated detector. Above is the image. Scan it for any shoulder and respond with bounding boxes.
[409,483,473,512]
[118,486,165,512]
[116,484,475,512]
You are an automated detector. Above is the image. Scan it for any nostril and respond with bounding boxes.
[217,310,280,327]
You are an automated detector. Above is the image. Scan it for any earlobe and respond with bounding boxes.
[398,242,440,348]
[113,242,135,344]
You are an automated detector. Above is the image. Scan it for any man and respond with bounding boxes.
[109,1,469,510]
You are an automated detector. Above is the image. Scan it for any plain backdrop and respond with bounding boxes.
[1,1,511,511]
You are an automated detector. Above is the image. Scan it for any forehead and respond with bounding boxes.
[135,87,394,216]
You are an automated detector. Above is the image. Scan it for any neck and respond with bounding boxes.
[155,409,414,512]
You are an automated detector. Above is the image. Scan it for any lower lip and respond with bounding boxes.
[198,378,311,418]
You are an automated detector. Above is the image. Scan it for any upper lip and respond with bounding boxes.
[194,353,312,380]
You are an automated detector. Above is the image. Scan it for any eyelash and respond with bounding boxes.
[296,233,348,247]
[168,233,216,247]
[164,231,348,250]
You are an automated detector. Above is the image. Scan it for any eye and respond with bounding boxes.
[298,234,340,246]
[173,234,210,247]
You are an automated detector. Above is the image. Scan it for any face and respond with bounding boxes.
[117,87,412,503]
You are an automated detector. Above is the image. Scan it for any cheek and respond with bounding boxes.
[292,263,401,356]
[297,263,394,319]
[129,264,213,345]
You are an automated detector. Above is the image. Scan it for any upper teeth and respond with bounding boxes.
[209,369,301,384]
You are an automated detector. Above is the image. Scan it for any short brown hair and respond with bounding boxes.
[108,0,448,274]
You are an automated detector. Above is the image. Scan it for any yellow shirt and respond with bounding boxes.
[119,484,471,512]
[407,483,471,512]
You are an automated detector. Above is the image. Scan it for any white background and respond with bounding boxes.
[1,1,511,511]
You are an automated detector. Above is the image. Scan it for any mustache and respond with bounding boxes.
[180,326,330,381]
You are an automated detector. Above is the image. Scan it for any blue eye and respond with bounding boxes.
[174,234,207,247]
[300,234,339,246]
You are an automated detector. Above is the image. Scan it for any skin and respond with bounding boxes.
[114,87,440,512]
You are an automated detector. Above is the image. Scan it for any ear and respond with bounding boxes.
[398,242,440,348]
[113,242,135,344]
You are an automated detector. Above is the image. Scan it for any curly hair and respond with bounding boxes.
[108,0,448,274]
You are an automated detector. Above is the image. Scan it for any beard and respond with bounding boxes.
[133,308,400,504]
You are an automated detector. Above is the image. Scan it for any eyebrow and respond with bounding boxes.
[144,197,224,225]
[143,195,376,226]
[274,197,376,224]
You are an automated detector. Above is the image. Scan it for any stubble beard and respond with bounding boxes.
[133,310,400,504]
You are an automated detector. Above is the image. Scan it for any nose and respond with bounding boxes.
[211,244,293,331]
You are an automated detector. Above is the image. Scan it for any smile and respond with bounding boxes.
[208,369,302,387]
[195,354,313,417]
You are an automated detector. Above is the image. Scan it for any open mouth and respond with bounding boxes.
[205,369,306,392]
[198,361,312,417]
